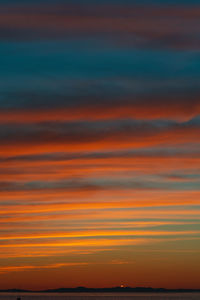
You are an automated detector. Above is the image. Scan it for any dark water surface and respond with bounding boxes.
[0,293,200,300]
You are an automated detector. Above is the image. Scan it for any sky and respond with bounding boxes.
[0,0,200,291]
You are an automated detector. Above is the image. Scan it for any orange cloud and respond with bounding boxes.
[0,96,199,124]
[1,229,200,242]
[0,262,89,274]
[0,120,199,156]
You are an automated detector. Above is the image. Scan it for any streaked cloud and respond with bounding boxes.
[0,2,199,50]
[0,0,199,290]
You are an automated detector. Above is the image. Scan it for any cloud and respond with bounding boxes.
[1,147,199,163]
[0,2,199,50]
[0,0,199,289]
[0,119,199,155]
[0,262,88,274]
[0,92,200,122]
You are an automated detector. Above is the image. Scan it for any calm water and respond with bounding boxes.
[0,293,200,300]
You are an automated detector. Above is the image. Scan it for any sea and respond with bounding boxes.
[0,293,200,300]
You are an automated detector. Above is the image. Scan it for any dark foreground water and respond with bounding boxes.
[0,293,200,300]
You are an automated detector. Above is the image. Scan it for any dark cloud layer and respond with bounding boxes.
[0,118,199,149]
[0,177,199,194]
[1,147,199,163]
[0,2,199,50]
[0,91,199,122]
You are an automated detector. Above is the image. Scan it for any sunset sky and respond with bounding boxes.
[0,0,200,291]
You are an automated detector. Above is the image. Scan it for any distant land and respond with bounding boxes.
[0,287,200,293]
